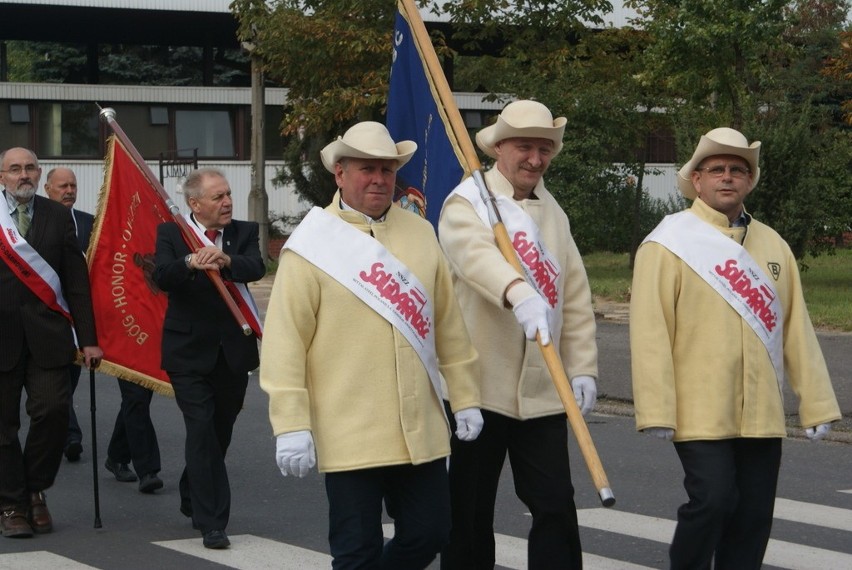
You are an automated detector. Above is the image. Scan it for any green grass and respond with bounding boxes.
[583,249,852,332]
[799,248,852,332]
[583,251,633,303]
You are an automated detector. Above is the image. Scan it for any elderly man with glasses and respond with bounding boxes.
[0,148,102,538]
[630,127,840,568]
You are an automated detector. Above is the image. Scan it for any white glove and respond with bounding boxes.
[511,292,551,346]
[571,375,597,416]
[275,430,316,478]
[643,427,674,441]
[454,407,484,442]
[805,423,831,442]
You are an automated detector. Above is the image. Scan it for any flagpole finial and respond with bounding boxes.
[99,107,116,123]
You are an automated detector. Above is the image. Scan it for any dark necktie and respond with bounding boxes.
[203,228,245,314]
[16,203,30,236]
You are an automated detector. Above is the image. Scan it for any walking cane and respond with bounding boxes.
[399,0,614,506]
[89,367,102,528]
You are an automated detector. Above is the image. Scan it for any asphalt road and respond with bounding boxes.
[3,364,850,569]
[2,279,850,568]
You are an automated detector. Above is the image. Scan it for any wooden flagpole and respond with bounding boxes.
[398,0,614,506]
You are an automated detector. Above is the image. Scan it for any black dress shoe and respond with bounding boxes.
[202,529,230,549]
[138,473,163,494]
[104,457,138,482]
[64,442,82,462]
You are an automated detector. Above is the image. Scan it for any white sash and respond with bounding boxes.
[0,204,73,323]
[284,207,443,411]
[183,214,263,335]
[450,179,564,336]
[643,211,784,388]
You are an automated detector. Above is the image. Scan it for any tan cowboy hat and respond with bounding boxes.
[320,121,417,173]
[476,100,567,159]
[677,127,761,200]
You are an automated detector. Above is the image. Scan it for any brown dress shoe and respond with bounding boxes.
[28,492,52,534]
[1,506,33,538]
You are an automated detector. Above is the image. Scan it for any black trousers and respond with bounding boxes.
[107,379,161,477]
[441,409,582,570]
[66,363,83,448]
[169,350,248,534]
[325,458,450,570]
[670,438,783,570]
[0,348,70,506]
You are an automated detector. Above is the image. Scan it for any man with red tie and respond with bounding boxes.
[154,167,264,550]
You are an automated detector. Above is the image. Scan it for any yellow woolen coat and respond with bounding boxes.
[630,198,841,440]
[438,169,598,419]
[260,193,480,472]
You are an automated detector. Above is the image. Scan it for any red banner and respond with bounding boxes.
[88,136,173,395]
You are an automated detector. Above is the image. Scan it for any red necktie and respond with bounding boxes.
[203,228,244,313]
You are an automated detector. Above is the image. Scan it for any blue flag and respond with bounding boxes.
[387,4,468,229]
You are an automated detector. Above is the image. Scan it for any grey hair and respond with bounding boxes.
[0,147,39,169]
[182,167,227,206]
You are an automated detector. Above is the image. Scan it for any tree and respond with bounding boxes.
[443,1,682,255]
[626,0,851,258]
[230,0,850,255]
[231,0,397,207]
[822,29,852,125]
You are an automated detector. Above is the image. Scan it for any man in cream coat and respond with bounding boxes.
[260,122,483,570]
[438,100,599,570]
[630,127,840,569]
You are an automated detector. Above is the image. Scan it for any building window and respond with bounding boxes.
[37,102,99,158]
[150,106,169,125]
[9,104,30,124]
[646,129,676,163]
[175,109,235,158]
[109,104,169,159]
[463,110,483,129]
[0,103,31,150]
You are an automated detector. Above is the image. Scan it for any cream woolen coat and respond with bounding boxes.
[630,198,841,441]
[438,168,598,419]
[260,193,480,473]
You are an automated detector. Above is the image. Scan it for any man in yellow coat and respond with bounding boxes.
[630,127,841,569]
[260,122,482,569]
[439,100,599,570]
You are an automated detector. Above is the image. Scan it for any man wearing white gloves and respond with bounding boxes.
[438,100,599,570]
[259,122,482,570]
[631,127,841,569]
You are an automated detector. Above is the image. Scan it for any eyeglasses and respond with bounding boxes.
[1,164,39,176]
[696,164,751,179]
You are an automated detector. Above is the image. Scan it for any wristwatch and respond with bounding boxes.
[184,253,193,269]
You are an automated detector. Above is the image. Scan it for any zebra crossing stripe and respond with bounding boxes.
[382,523,655,570]
[153,534,332,568]
[774,498,852,531]
[0,551,99,569]
[577,508,852,570]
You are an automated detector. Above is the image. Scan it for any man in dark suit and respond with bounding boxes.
[44,167,93,462]
[154,167,264,550]
[0,148,102,538]
[44,167,164,491]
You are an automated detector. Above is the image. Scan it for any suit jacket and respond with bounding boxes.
[72,208,94,253]
[0,194,98,371]
[153,219,265,376]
